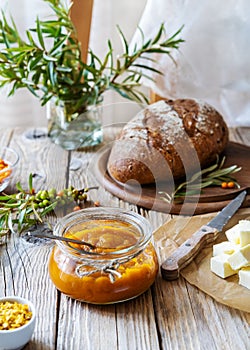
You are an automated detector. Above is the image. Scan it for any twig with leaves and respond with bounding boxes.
[0,174,96,236]
[159,156,242,203]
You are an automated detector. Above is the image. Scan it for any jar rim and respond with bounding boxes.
[53,207,152,261]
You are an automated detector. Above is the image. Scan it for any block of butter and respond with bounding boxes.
[225,220,250,246]
[227,244,250,270]
[239,267,250,290]
[210,254,238,278]
[212,241,239,256]
[239,228,250,247]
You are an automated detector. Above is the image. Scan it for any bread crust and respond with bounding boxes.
[107,99,229,185]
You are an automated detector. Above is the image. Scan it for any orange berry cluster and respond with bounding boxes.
[0,158,11,183]
[221,181,235,189]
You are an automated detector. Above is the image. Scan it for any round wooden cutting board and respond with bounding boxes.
[91,142,250,215]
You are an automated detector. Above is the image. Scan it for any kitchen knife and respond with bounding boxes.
[161,190,247,280]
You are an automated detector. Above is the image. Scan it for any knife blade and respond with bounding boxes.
[161,190,247,280]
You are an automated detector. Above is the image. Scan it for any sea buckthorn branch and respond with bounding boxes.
[160,156,241,203]
[0,173,97,236]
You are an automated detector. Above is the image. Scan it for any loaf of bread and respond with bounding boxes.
[107,99,229,185]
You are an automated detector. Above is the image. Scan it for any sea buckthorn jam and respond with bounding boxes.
[48,208,158,304]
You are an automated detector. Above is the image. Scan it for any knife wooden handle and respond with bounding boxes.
[161,225,218,280]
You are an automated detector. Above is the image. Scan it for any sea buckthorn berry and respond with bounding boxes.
[73,206,81,211]
[48,188,56,197]
[227,181,235,188]
[40,191,48,200]
[221,182,228,189]
[42,199,50,207]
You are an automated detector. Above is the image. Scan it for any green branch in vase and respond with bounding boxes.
[0,0,184,121]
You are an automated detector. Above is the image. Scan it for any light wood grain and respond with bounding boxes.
[0,127,249,350]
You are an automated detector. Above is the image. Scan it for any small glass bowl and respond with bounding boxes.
[0,147,19,192]
[0,295,36,350]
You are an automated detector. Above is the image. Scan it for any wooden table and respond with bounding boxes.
[0,126,249,350]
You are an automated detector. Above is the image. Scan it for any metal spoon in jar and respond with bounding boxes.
[27,231,96,249]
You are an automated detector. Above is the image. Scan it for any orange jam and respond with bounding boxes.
[0,158,11,183]
[48,209,158,304]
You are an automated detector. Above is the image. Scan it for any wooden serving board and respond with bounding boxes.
[92,142,250,215]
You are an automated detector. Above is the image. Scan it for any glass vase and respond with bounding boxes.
[47,98,103,150]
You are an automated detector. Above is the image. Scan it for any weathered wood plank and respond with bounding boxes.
[0,127,249,350]
[0,127,13,148]
[185,284,250,350]
[115,292,160,350]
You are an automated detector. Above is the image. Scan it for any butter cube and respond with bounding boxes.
[227,244,250,270]
[225,220,250,246]
[212,241,239,256]
[239,267,250,290]
[210,254,238,279]
[239,229,250,247]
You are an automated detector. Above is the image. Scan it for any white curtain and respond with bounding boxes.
[0,0,147,127]
[131,0,250,126]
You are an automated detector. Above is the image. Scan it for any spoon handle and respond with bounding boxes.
[28,231,95,249]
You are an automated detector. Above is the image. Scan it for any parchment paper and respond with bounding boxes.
[154,208,250,313]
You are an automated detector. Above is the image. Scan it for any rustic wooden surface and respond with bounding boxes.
[0,126,250,350]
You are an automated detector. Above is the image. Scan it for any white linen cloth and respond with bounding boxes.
[130,0,250,126]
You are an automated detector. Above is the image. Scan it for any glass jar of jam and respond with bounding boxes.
[48,207,158,304]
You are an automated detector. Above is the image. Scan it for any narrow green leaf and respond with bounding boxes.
[16,182,24,192]
[151,23,165,45]
[161,25,185,47]
[117,25,129,55]
[40,201,57,216]
[26,31,36,46]
[132,64,163,75]
[18,208,27,229]
[43,52,58,62]
[28,174,33,192]
[50,36,67,55]
[26,84,39,97]
[144,48,171,54]
[31,202,43,223]
[48,61,57,86]
[21,78,35,86]
[7,213,15,234]
[36,17,45,49]
[56,66,72,73]
[29,55,42,71]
